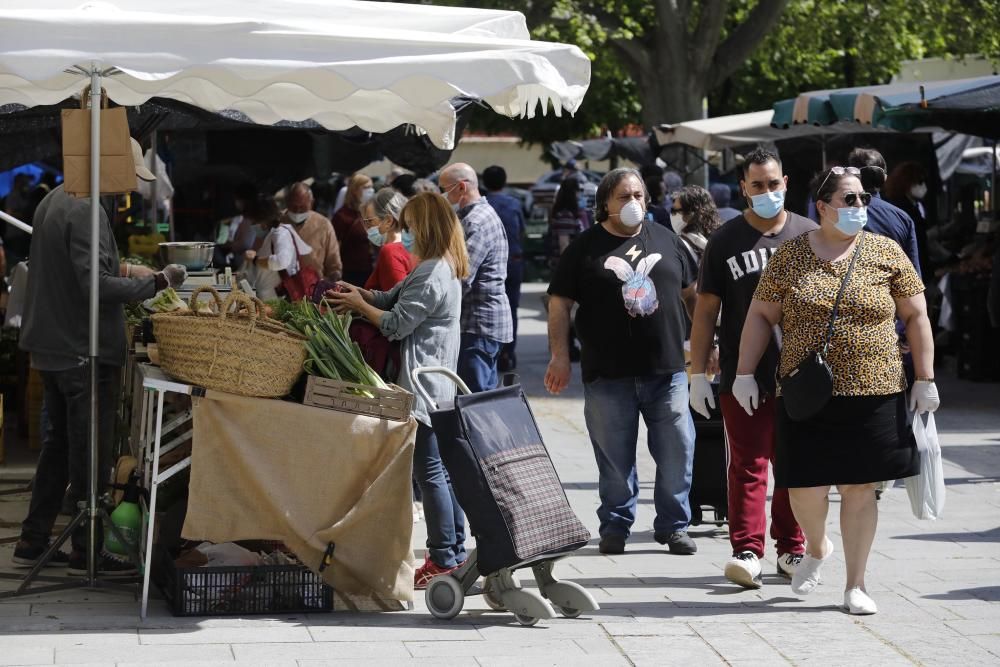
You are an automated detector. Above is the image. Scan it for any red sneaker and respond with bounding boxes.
[414,557,458,590]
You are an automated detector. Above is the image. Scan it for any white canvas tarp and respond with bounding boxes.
[0,0,591,148]
[653,110,875,152]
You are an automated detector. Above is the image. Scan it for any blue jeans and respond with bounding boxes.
[413,423,466,568]
[21,364,119,553]
[457,333,501,393]
[583,371,695,538]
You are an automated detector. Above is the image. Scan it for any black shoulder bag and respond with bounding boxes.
[779,232,865,422]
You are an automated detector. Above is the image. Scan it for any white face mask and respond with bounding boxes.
[287,210,309,224]
[615,199,645,228]
[361,187,375,204]
[910,183,928,200]
[670,212,685,234]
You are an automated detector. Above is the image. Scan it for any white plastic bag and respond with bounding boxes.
[905,412,946,520]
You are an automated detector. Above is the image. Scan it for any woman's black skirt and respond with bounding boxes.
[775,392,919,488]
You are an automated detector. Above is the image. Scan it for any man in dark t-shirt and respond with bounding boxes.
[546,168,700,556]
[689,149,811,589]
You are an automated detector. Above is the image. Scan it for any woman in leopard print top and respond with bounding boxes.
[734,167,939,616]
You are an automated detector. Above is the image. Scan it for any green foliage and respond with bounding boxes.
[711,0,1000,116]
[388,0,999,138]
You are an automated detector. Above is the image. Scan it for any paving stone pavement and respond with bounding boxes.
[1,283,998,666]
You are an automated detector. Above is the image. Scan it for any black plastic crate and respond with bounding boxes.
[156,545,334,616]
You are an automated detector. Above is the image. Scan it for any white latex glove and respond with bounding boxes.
[689,374,716,419]
[161,264,188,288]
[909,380,940,414]
[732,374,759,416]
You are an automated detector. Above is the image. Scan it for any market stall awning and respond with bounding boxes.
[653,110,900,152]
[0,0,591,149]
[0,96,478,175]
[880,77,1000,138]
[771,76,1000,133]
[548,136,658,166]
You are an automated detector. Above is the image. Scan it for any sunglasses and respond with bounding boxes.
[843,191,872,206]
[817,166,861,196]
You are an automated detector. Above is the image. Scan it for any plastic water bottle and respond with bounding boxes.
[105,473,142,557]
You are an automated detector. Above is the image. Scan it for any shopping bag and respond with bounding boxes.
[904,412,946,520]
[61,87,136,196]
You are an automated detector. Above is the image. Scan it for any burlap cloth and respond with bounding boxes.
[182,390,417,602]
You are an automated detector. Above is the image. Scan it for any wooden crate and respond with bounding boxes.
[302,375,413,422]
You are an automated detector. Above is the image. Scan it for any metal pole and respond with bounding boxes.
[87,65,102,587]
[702,97,709,189]
[150,130,160,235]
[993,139,998,217]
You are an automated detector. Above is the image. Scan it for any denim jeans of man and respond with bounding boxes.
[21,364,120,554]
[457,332,501,393]
[583,371,695,538]
[413,422,467,569]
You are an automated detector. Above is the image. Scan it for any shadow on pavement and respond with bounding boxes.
[592,599,837,618]
[891,526,1000,543]
[922,586,1000,602]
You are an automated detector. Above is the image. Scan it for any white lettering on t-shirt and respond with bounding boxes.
[726,246,779,281]
[726,256,744,280]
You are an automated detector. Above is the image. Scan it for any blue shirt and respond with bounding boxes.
[865,195,922,279]
[485,192,525,258]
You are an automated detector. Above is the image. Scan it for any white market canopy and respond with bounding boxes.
[0,0,591,149]
[653,110,871,152]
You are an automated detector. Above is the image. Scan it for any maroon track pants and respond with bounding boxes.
[719,393,804,558]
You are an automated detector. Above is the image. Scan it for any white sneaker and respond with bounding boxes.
[412,502,424,524]
[844,587,878,615]
[791,537,834,595]
[724,551,762,589]
[777,552,804,578]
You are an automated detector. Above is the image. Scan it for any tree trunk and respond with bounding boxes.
[638,75,706,128]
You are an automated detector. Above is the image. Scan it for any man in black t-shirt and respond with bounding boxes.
[689,149,812,589]
[546,168,700,556]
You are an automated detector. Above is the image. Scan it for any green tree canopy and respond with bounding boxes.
[396,0,1000,143]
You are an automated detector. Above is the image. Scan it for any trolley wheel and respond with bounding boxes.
[426,575,465,620]
[558,606,582,619]
[513,612,539,627]
[482,582,506,611]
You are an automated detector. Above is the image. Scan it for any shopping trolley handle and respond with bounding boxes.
[410,366,473,409]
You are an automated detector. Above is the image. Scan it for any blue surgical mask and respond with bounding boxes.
[366,226,384,246]
[749,190,785,219]
[834,206,867,236]
[401,229,415,251]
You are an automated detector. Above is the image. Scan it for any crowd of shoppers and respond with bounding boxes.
[542,149,938,616]
[8,148,942,615]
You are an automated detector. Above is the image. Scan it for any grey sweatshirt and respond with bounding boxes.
[371,258,461,426]
[20,186,156,368]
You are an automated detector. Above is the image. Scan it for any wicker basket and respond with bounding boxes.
[152,287,306,397]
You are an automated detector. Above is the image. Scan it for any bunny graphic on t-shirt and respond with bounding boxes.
[604,253,662,317]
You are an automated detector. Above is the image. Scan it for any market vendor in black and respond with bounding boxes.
[14,138,187,575]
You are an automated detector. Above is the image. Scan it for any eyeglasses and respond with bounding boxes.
[843,191,872,206]
[817,166,861,196]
